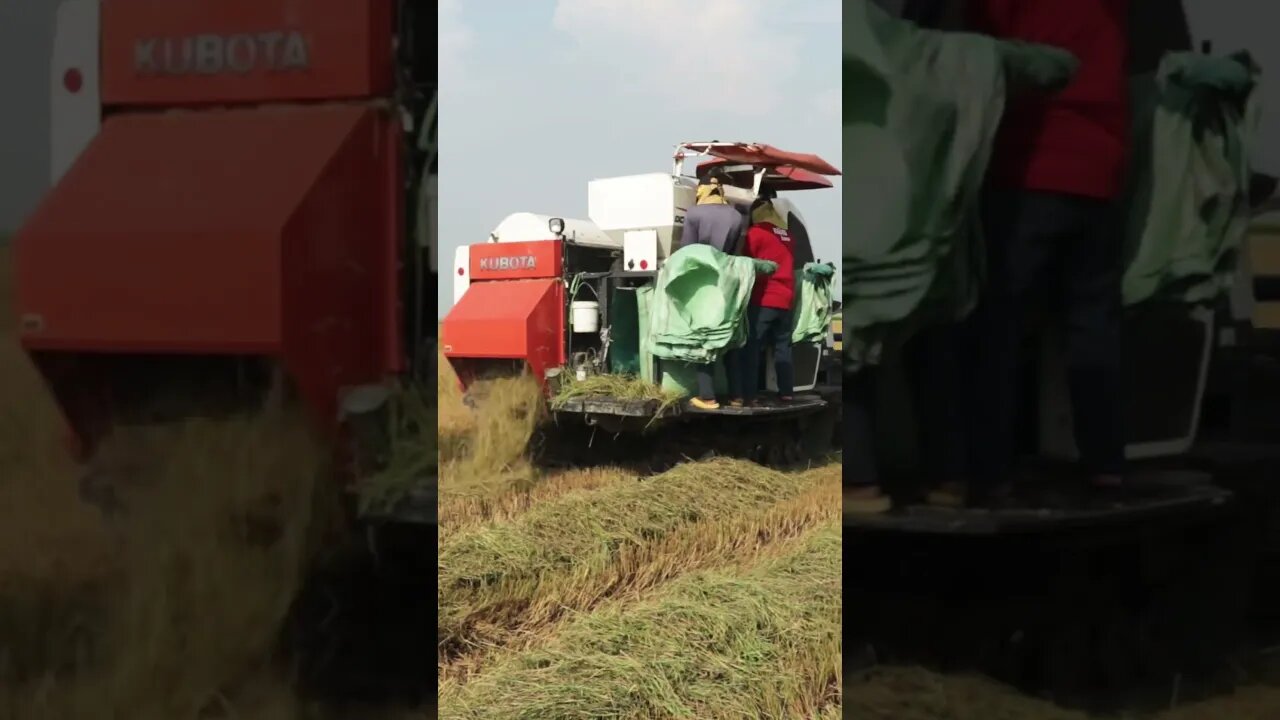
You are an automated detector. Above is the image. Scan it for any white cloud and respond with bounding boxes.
[813,87,840,123]
[551,0,804,113]
[438,0,473,88]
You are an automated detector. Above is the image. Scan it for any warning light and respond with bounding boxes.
[639,259,649,270]
[457,267,464,276]
[63,68,83,93]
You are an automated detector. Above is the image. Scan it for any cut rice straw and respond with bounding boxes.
[357,382,438,516]
[441,472,840,684]
[438,374,544,500]
[440,457,810,590]
[438,458,822,646]
[438,465,638,540]
[550,372,684,416]
[438,521,842,719]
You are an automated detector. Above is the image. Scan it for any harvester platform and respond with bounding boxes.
[553,390,831,422]
[846,470,1234,536]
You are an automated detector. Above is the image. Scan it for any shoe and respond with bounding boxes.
[690,397,720,410]
[846,485,892,514]
[729,398,745,408]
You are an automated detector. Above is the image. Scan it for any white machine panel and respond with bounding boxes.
[453,245,470,305]
[50,0,101,186]
[623,230,658,273]
[588,173,695,259]
[489,212,617,249]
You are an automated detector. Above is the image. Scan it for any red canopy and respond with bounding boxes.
[679,142,841,176]
[694,159,834,191]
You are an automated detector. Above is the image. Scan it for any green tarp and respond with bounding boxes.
[1123,51,1262,306]
[647,244,759,365]
[842,0,1077,371]
[792,262,837,344]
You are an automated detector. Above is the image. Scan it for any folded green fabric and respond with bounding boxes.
[843,0,1078,371]
[1123,51,1262,306]
[647,244,759,364]
[793,262,837,344]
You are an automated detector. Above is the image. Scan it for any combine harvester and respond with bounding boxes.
[440,142,844,466]
[846,0,1280,709]
[11,0,437,701]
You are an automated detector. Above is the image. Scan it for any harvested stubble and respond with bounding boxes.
[441,467,841,683]
[1157,685,1280,720]
[550,373,685,414]
[438,521,842,719]
[846,666,1092,720]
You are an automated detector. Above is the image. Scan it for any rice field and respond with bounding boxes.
[435,364,844,717]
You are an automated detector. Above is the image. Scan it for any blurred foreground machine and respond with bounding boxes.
[846,0,1280,711]
[11,0,437,701]
[440,142,845,466]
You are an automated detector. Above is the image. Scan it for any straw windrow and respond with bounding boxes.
[441,470,840,682]
[438,521,842,719]
[438,465,638,540]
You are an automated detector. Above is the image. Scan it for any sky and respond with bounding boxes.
[437,0,843,314]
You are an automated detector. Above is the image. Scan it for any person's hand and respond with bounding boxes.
[752,259,779,275]
[803,262,835,278]
[999,41,1079,94]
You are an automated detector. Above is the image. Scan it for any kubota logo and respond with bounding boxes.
[134,31,311,76]
[479,256,537,272]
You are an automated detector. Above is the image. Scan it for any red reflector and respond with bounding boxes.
[64,68,83,93]
[457,267,464,275]
[639,259,649,270]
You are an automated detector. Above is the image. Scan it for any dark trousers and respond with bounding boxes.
[735,305,794,401]
[846,369,880,487]
[965,189,1126,487]
[695,365,716,401]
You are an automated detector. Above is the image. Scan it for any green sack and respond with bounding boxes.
[637,284,655,383]
[792,262,836,344]
[648,244,758,365]
[842,0,1077,371]
[1123,51,1262,306]
[609,286,642,375]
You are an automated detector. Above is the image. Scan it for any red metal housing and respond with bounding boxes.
[100,0,394,108]
[15,103,402,452]
[442,240,566,389]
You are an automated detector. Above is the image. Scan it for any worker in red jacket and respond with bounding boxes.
[960,0,1131,505]
[732,195,796,406]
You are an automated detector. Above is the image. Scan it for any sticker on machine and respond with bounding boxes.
[20,314,45,333]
